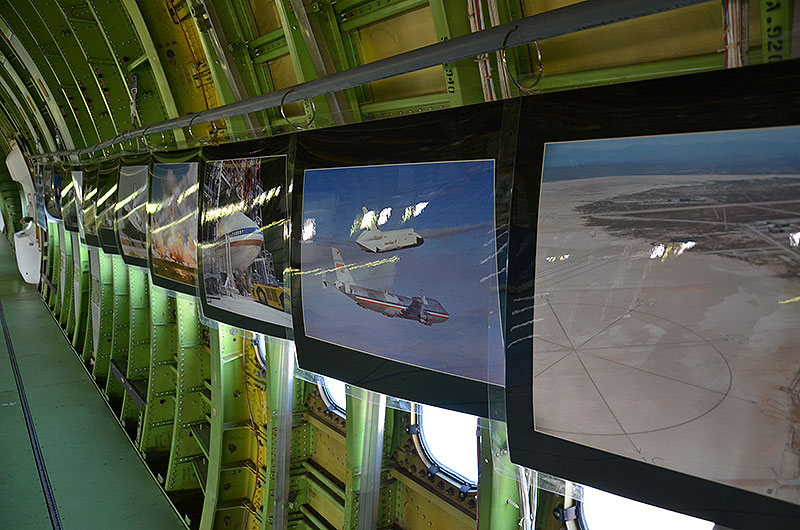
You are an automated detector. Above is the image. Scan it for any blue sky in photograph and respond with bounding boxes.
[118,165,148,209]
[151,163,195,204]
[306,161,495,240]
[544,126,800,180]
[301,160,504,384]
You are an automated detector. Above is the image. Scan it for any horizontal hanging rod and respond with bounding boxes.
[36,0,704,159]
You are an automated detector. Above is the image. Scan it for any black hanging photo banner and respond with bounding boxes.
[96,157,121,254]
[198,136,292,337]
[44,162,62,220]
[81,161,100,247]
[72,164,85,236]
[61,162,79,233]
[116,153,151,268]
[34,163,46,229]
[505,59,800,530]
[290,101,515,417]
[148,148,201,295]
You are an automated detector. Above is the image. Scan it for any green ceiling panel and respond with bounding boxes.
[0,0,96,145]
[20,0,107,143]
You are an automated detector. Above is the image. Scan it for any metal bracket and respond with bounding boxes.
[128,74,139,130]
[405,424,420,435]
[426,464,440,481]
[110,360,146,411]
[458,484,470,501]
[553,504,577,522]
[40,271,57,293]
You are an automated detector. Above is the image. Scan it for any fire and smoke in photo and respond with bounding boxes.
[150,162,198,286]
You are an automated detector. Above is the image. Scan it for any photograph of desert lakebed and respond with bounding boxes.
[534,126,800,505]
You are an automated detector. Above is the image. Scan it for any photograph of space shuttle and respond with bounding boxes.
[199,156,291,331]
[150,162,199,286]
[115,165,149,262]
[300,160,504,385]
[34,165,46,228]
[354,207,424,252]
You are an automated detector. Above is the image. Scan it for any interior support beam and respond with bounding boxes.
[20,0,102,144]
[0,16,75,148]
[119,0,184,142]
[287,0,350,125]
[194,0,258,133]
[0,59,48,151]
[37,0,708,158]
[51,2,119,136]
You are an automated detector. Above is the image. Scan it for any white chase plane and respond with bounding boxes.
[355,207,424,253]
[323,247,449,326]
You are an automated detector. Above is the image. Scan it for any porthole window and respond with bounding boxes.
[254,334,268,371]
[414,405,479,485]
[319,376,347,415]
[578,486,714,530]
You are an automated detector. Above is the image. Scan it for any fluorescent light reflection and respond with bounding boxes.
[360,210,375,229]
[401,201,430,223]
[321,376,346,412]
[302,218,316,241]
[177,182,199,204]
[418,405,478,484]
[150,211,195,234]
[675,241,696,255]
[115,187,144,212]
[581,486,714,530]
[97,184,117,207]
[377,207,391,225]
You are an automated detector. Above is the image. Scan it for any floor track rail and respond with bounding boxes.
[0,298,63,530]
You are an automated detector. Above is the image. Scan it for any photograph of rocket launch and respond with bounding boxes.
[96,163,118,252]
[150,162,199,287]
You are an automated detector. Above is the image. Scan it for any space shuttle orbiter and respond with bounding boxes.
[355,206,423,253]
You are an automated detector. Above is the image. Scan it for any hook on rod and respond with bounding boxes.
[280,89,316,131]
[501,26,543,93]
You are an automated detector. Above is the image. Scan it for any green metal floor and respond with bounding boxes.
[0,240,185,530]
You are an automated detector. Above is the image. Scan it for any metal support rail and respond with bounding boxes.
[35,0,705,159]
